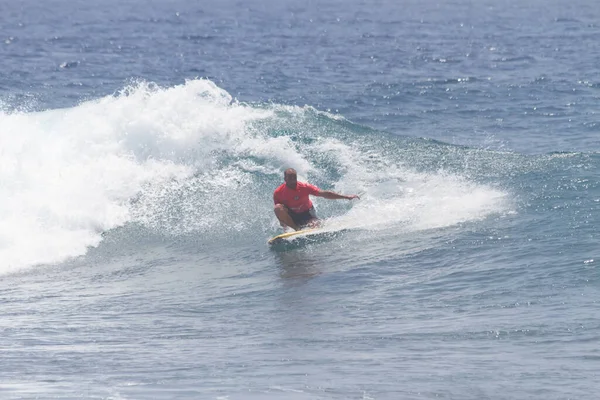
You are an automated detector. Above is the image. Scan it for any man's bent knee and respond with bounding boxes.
[274,204,288,214]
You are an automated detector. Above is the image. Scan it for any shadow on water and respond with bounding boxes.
[273,250,323,281]
[268,229,353,280]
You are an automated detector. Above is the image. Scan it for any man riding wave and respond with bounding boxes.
[273,168,359,231]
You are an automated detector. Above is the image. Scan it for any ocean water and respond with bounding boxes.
[1,0,599,398]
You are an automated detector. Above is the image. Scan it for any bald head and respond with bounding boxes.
[284,168,297,189]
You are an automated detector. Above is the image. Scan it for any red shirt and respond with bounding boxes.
[273,181,321,213]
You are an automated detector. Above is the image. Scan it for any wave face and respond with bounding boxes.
[0,79,515,273]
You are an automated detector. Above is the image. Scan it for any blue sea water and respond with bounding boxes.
[1,0,599,398]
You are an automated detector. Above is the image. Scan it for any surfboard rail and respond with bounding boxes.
[267,228,321,245]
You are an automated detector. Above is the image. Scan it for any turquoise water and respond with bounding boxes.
[1,0,599,398]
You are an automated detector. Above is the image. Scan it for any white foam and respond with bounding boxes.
[0,79,272,273]
[334,171,508,232]
[305,139,510,233]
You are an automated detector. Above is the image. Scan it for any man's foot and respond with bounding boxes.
[305,219,321,229]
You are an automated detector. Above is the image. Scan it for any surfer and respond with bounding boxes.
[273,168,359,231]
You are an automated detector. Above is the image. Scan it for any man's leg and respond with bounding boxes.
[274,204,299,231]
[304,207,321,228]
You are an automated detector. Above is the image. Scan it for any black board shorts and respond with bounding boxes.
[289,206,317,227]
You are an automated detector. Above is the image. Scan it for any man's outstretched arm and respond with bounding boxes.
[316,190,359,200]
